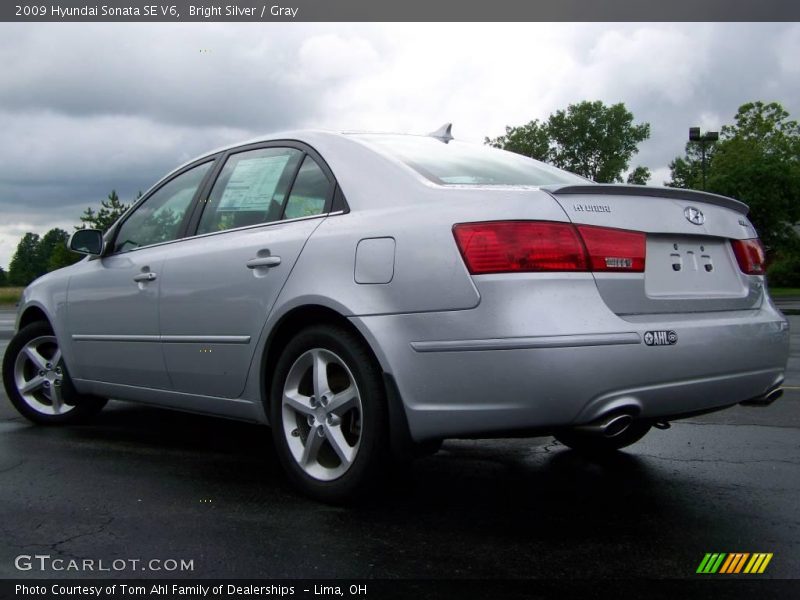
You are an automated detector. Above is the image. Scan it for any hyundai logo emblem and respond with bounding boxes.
[684,206,705,225]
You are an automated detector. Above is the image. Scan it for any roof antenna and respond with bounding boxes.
[429,123,454,143]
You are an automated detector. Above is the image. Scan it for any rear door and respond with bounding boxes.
[158,143,336,398]
[66,160,214,387]
[545,185,763,314]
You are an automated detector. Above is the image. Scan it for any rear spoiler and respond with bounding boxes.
[542,184,749,215]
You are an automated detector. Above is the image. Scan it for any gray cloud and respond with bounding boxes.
[0,22,798,269]
[0,24,325,129]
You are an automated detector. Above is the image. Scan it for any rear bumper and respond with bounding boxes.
[351,274,790,441]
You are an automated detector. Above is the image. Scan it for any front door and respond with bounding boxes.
[66,160,214,388]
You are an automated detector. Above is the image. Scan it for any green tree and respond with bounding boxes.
[8,233,41,286]
[767,237,800,286]
[709,102,800,250]
[485,119,550,161]
[48,243,82,271]
[79,189,131,232]
[44,229,83,271]
[6,228,85,286]
[666,140,715,189]
[487,101,651,183]
[547,101,650,182]
[626,166,651,185]
[36,228,69,274]
[0,266,7,286]
[669,101,800,251]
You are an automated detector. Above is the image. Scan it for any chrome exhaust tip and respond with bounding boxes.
[578,412,635,438]
[602,414,634,438]
[740,387,784,407]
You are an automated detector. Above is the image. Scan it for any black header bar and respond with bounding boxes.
[3,0,799,22]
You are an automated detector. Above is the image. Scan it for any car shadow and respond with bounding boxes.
[3,401,774,577]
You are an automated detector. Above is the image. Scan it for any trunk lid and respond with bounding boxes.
[543,184,763,314]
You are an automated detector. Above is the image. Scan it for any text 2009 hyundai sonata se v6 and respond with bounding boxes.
[3,126,790,501]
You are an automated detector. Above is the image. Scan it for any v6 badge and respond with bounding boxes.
[644,330,678,346]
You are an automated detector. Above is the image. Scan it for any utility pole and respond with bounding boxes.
[689,127,719,191]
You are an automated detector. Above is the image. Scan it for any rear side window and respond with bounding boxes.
[354,134,586,186]
[283,156,331,220]
[197,147,302,235]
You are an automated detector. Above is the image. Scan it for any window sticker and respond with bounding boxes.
[218,154,291,212]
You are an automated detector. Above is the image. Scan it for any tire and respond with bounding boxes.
[2,321,107,425]
[554,422,651,453]
[269,324,389,503]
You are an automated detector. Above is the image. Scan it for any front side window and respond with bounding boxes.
[113,161,212,254]
[283,156,331,220]
[197,147,302,235]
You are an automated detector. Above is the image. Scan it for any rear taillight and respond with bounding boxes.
[731,238,765,275]
[452,221,587,274]
[576,225,646,272]
[452,221,646,275]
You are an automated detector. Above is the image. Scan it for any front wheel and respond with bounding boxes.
[270,325,389,503]
[2,321,107,424]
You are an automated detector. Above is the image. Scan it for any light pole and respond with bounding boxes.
[689,127,719,191]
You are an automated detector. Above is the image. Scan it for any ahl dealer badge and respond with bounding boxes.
[643,330,678,346]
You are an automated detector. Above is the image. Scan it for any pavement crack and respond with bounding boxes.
[0,460,24,474]
[680,421,800,430]
[540,441,560,454]
[26,516,116,559]
[51,516,115,553]
[638,453,799,466]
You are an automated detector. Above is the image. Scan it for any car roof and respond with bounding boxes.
[180,129,423,166]
[160,129,432,185]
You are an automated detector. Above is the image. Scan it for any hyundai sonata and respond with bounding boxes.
[2,126,790,501]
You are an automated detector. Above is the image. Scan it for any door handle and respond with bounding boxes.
[246,256,281,269]
[133,272,157,282]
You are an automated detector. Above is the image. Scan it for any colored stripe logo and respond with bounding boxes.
[696,553,773,574]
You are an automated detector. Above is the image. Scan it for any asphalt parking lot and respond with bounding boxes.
[0,308,798,580]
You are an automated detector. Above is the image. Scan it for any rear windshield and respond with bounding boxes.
[353,134,586,186]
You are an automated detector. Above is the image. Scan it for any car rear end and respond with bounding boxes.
[345,135,790,442]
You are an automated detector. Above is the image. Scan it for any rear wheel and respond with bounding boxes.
[2,322,107,424]
[270,324,389,503]
[555,422,651,453]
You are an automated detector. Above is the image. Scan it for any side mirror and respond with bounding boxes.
[68,229,104,256]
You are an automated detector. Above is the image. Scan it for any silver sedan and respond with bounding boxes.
[2,127,790,501]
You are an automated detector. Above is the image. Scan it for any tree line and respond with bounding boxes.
[2,190,133,287]
[2,99,798,287]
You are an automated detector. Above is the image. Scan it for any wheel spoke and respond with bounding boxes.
[50,384,64,414]
[23,345,48,371]
[301,425,325,466]
[326,386,358,415]
[312,350,331,400]
[283,388,315,416]
[324,423,356,466]
[19,376,47,395]
[51,348,62,367]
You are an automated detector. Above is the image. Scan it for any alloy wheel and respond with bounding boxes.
[13,335,75,416]
[281,348,363,481]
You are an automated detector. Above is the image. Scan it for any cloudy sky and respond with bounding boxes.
[1,22,799,269]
